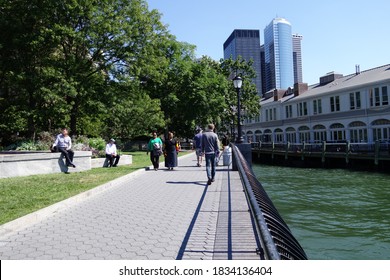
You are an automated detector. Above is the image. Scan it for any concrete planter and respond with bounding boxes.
[0,151,92,179]
[90,155,132,168]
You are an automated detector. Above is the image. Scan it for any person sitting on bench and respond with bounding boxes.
[105,138,120,167]
[53,128,76,168]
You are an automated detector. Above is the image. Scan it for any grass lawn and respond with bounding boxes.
[0,151,191,225]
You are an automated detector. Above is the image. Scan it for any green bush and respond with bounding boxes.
[88,137,106,151]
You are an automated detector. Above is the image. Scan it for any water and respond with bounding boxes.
[252,164,390,260]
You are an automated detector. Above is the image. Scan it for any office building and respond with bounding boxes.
[264,18,294,92]
[223,29,262,94]
[293,34,303,84]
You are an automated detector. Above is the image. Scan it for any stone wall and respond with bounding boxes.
[0,151,92,179]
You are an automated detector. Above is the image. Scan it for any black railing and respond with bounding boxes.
[231,143,308,260]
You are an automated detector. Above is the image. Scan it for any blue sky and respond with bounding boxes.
[147,0,389,85]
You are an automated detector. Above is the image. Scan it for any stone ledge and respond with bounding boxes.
[0,151,92,179]
[91,155,132,168]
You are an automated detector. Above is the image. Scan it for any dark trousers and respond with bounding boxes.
[150,153,160,169]
[58,147,74,166]
[106,154,120,167]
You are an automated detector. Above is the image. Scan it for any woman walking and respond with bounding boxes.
[164,132,178,170]
[147,131,163,171]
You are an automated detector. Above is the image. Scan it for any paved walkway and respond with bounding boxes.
[0,153,262,260]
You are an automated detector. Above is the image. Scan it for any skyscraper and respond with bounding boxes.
[292,34,303,84]
[264,18,294,92]
[223,29,262,94]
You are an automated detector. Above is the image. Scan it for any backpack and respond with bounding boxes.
[153,142,162,156]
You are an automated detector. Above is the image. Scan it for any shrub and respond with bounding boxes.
[88,137,106,151]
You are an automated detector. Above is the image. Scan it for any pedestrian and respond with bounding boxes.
[105,138,120,167]
[201,124,220,185]
[193,127,203,167]
[147,131,163,171]
[164,132,178,170]
[218,133,230,163]
[52,128,76,168]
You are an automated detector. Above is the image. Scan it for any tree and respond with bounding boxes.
[0,0,171,144]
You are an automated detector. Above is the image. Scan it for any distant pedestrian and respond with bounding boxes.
[193,127,203,167]
[201,124,220,185]
[147,131,163,171]
[218,133,230,163]
[105,138,120,167]
[164,132,178,170]
[52,128,76,168]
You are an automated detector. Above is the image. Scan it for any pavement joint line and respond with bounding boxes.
[0,152,195,239]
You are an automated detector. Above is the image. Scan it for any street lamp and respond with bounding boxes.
[233,76,244,143]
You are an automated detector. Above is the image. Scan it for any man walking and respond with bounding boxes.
[201,124,220,185]
[193,127,203,167]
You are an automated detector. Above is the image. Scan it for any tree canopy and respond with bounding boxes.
[0,0,260,146]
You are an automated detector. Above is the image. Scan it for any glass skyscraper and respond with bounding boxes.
[264,18,294,92]
[223,29,262,94]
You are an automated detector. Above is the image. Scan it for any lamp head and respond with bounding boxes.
[233,76,242,89]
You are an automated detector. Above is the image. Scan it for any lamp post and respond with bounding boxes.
[233,76,244,143]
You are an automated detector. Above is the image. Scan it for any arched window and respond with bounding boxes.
[274,128,284,143]
[313,124,326,142]
[286,127,296,143]
[298,126,310,143]
[349,121,367,143]
[255,130,262,142]
[371,119,390,141]
[263,129,272,143]
[246,131,254,143]
[330,123,345,142]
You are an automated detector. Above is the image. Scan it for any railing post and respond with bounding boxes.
[322,141,326,163]
[374,140,380,165]
[285,142,290,160]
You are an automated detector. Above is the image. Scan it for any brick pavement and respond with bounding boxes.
[0,153,262,260]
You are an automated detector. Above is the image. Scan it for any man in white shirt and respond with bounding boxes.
[105,138,120,167]
[53,128,76,168]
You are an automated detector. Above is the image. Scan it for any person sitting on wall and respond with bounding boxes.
[52,128,76,168]
[105,138,120,167]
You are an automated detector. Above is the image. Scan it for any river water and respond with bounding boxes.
[251,164,390,260]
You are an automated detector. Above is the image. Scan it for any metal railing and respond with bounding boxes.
[232,143,308,260]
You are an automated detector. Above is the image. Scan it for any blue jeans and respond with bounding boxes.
[205,153,216,180]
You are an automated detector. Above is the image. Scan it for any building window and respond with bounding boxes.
[349,121,367,143]
[313,124,326,142]
[313,99,322,115]
[370,87,389,107]
[349,92,361,110]
[372,119,390,141]
[297,102,308,116]
[285,105,293,118]
[298,126,310,143]
[330,96,340,112]
[274,128,283,143]
[330,123,345,142]
[382,86,389,105]
[286,127,296,143]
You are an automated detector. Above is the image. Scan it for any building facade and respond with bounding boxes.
[223,29,262,94]
[243,64,390,145]
[292,34,303,84]
[264,18,294,92]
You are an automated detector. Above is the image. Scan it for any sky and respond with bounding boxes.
[147,0,390,85]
